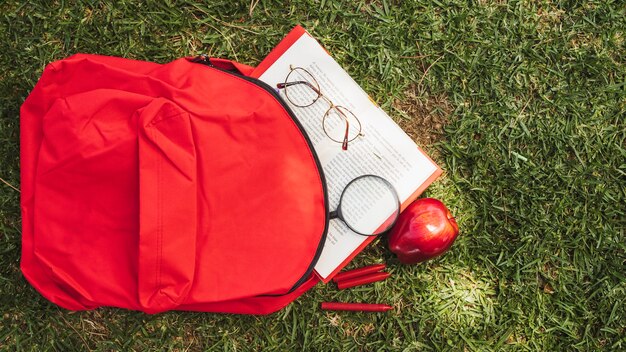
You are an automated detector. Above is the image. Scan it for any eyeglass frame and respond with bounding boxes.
[276,65,363,150]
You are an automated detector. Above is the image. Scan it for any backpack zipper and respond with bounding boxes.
[190,55,329,295]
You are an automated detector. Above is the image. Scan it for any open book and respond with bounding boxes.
[251,26,442,282]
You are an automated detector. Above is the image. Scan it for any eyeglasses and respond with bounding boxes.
[276,65,363,150]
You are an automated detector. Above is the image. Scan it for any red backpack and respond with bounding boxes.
[20,54,327,314]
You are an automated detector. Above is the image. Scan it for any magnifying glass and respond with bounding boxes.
[329,175,401,236]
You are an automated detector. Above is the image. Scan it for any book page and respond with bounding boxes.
[258,33,439,280]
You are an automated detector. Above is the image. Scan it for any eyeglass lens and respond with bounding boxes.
[284,67,321,107]
[323,106,362,143]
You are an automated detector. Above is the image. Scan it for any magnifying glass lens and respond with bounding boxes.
[339,176,400,236]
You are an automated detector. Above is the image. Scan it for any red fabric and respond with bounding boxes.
[20,54,326,314]
[208,57,255,76]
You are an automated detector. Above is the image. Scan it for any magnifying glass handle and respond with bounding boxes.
[329,210,339,219]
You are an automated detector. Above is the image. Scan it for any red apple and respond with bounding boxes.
[388,198,459,264]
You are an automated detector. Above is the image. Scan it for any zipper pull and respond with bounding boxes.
[192,54,213,66]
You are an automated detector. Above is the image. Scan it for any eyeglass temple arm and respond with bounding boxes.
[334,107,351,151]
[342,120,350,150]
[276,81,322,95]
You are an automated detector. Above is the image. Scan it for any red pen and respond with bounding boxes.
[337,271,390,290]
[321,302,393,312]
[332,263,386,283]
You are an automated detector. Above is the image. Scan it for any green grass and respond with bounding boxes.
[1,0,624,351]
